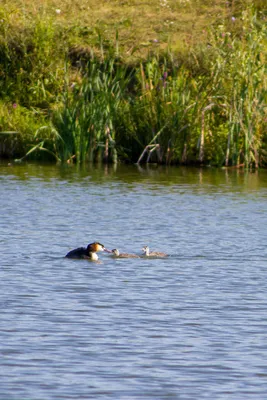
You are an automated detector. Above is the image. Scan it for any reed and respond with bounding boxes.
[208,8,267,167]
[0,2,266,167]
[50,53,132,163]
[129,56,195,163]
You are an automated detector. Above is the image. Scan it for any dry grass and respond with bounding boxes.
[2,0,240,59]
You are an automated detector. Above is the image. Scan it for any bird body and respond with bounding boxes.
[65,242,108,260]
[142,246,168,258]
[65,246,90,259]
[111,249,140,258]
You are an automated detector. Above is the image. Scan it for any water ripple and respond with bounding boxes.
[1,164,267,399]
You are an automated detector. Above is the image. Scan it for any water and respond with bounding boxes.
[1,162,267,399]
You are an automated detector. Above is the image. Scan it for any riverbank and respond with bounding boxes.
[0,0,266,167]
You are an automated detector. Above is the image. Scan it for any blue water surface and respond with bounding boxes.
[1,163,267,399]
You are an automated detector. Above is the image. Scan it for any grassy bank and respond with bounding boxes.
[0,0,266,167]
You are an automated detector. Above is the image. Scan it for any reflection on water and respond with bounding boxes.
[1,161,267,192]
[1,161,267,399]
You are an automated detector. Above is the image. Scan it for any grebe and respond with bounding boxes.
[65,242,109,261]
[111,249,140,259]
[142,245,168,258]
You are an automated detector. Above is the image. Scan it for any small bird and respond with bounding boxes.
[65,242,110,261]
[142,245,168,258]
[111,249,140,258]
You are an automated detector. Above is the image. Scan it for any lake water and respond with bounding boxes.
[1,162,267,399]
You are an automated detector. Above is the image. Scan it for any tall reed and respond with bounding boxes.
[127,56,196,163]
[51,55,132,163]
[208,8,267,167]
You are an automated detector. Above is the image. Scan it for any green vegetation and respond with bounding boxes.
[0,0,266,167]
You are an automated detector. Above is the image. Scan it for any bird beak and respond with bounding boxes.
[104,248,112,253]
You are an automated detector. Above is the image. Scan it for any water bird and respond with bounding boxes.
[142,245,168,258]
[65,242,110,261]
[111,249,140,259]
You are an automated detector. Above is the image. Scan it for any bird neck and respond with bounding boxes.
[89,252,98,261]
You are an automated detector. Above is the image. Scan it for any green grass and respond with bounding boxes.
[2,0,260,66]
[0,0,266,167]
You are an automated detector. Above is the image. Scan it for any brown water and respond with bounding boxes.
[1,162,267,399]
